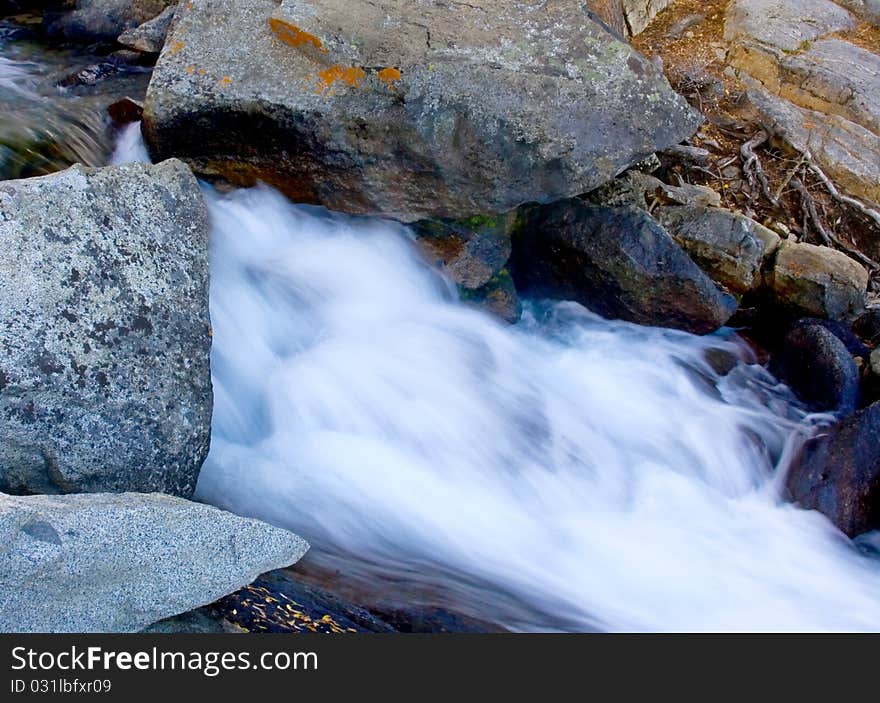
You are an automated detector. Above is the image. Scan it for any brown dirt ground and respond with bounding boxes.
[632,0,880,293]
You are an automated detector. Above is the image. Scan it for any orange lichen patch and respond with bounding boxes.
[185,65,196,74]
[269,17,328,53]
[316,65,366,94]
[220,76,232,86]
[377,67,402,87]
[168,40,185,55]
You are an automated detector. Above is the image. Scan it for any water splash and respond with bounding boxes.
[194,184,880,632]
[110,122,150,164]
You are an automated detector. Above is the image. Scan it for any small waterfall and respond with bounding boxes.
[191,183,880,632]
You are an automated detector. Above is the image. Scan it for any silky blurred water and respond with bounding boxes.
[184,184,880,632]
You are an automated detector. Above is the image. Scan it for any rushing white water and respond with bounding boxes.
[188,184,880,632]
[110,122,150,165]
[103,126,880,631]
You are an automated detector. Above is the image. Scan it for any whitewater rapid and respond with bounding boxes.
[110,126,880,631]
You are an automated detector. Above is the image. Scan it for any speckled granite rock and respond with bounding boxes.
[0,160,211,497]
[0,492,309,633]
[142,0,701,222]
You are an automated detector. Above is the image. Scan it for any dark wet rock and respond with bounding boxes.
[854,309,880,346]
[142,0,701,222]
[152,570,398,633]
[654,205,780,296]
[107,95,143,123]
[794,318,870,358]
[55,50,147,88]
[787,401,880,537]
[0,492,309,633]
[770,322,860,413]
[460,268,521,324]
[369,606,507,633]
[147,569,506,633]
[412,213,521,322]
[510,199,737,335]
[0,160,211,497]
[45,0,176,44]
[413,214,514,292]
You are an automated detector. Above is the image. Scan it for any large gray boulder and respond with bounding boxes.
[142,0,701,222]
[0,492,308,633]
[0,160,211,497]
[510,200,737,334]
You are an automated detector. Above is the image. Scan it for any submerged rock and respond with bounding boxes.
[146,568,506,633]
[142,0,700,222]
[510,200,737,334]
[770,322,860,413]
[0,160,211,497]
[787,402,880,537]
[0,492,308,633]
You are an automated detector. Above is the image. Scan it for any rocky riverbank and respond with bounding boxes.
[1,0,879,632]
